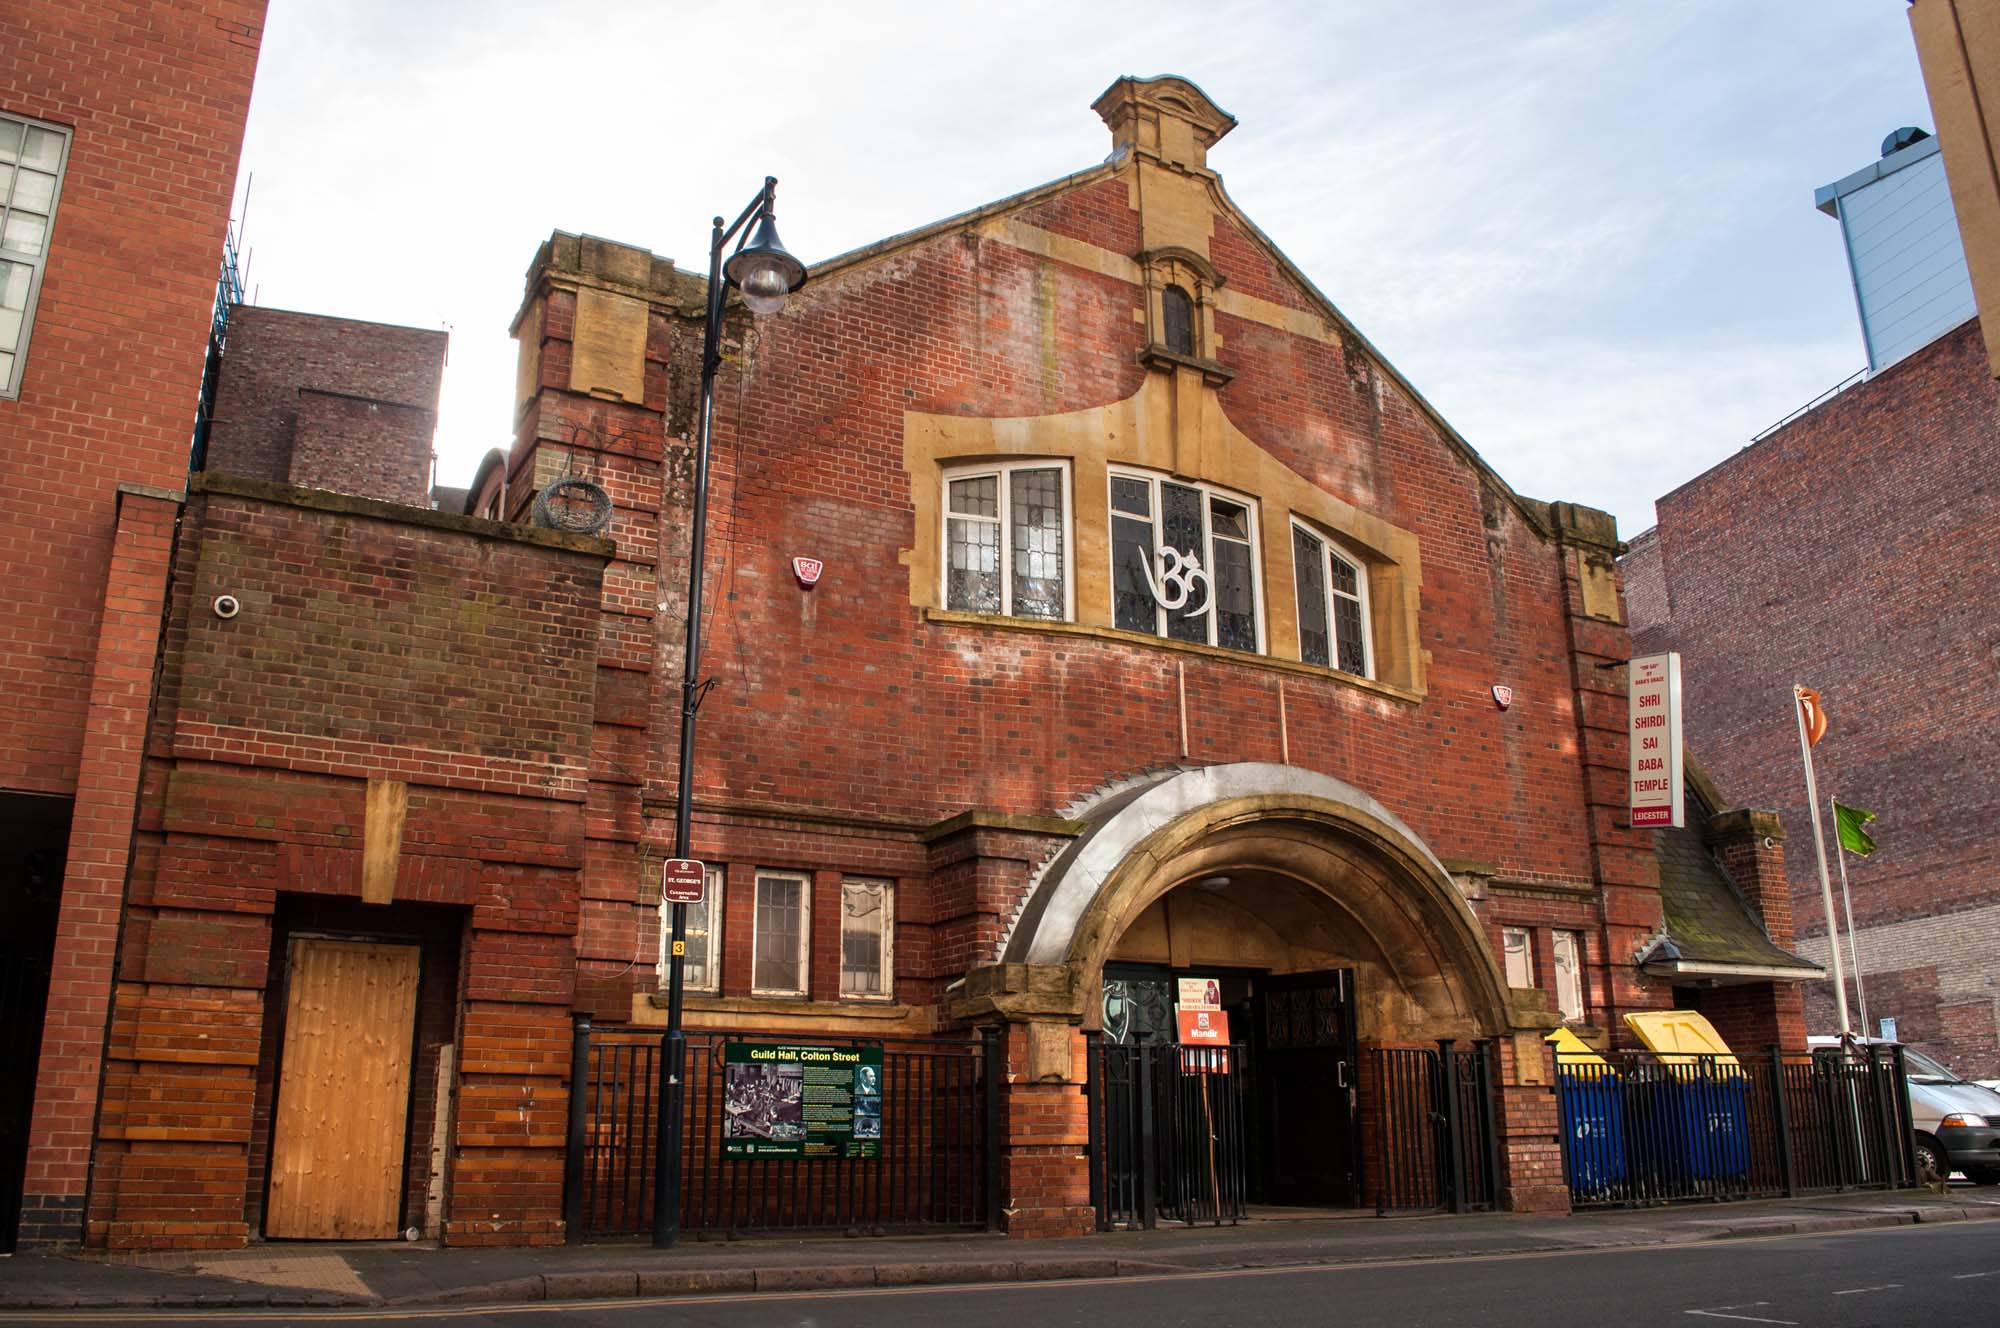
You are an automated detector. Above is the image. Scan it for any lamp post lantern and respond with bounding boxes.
[654,176,805,1248]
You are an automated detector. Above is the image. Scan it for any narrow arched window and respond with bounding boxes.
[1162,285,1194,356]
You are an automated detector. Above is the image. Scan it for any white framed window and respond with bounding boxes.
[1501,927,1533,989]
[1108,469,1263,652]
[0,112,72,400]
[752,870,810,996]
[1292,521,1373,678]
[839,878,894,999]
[942,460,1071,621]
[1553,929,1584,1022]
[657,865,723,993]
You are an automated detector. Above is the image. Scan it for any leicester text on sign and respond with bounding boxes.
[1627,652,1684,829]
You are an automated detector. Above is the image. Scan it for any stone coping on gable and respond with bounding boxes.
[191,470,615,558]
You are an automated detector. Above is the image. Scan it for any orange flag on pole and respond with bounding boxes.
[1796,686,1829,747]
[1792,682,1849,1035]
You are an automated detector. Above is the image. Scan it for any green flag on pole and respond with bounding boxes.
[1833,800,1877,856]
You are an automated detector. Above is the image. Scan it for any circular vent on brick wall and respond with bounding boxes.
[532,477,614,534]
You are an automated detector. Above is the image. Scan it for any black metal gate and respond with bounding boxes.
[1087,1038,1248,1229]
[563,1020,998,1239]
[1556,1044,1916,1208]
[1368,1042,1500,1214]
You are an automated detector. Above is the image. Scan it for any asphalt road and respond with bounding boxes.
[4,1222,1996,1328]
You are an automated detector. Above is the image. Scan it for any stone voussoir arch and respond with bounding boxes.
[1000,762,1515,1036]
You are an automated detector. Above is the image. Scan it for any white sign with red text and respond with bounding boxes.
[1628,652,1684,829]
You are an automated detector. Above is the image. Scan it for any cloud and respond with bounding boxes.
[1420,333,1866,537]
[231,0,1929,519]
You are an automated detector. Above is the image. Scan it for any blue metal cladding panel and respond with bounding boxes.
[1839,151,1977,373]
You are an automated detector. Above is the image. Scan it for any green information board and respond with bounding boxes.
[721,1042,883,1159]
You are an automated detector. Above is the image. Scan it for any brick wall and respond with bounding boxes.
[289,388,434,507]
[1629,319,2000,1076]
[698,213,1607,867]
[82,477,608,1249]
[0,0,264,800]
[506,105,1668,1224]
[1794,904,2000,1067]
[16,490,183,1246]
[1623,528,1669,655]
[163,476,600,791]
[1,2,266,1247]
[520,189,1651,1043]
[204,306,445,504]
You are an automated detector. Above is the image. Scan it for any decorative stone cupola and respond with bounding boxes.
[1094,77,1240,386]
[1092,74,1237,175]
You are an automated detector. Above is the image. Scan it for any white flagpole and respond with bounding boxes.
[1794,686,1851,1038]
[1831,794,1870,1035]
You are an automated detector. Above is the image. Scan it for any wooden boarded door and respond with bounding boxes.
[266,938,421,1239]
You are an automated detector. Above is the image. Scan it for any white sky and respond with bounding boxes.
[234,1,1934,539]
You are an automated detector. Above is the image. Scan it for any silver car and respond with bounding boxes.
[1903,1048,2000,1185]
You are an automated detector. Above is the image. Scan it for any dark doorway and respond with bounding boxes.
[1254,969,1359,1207]
[1093,965,1362,1222]
[0,794,70,1253]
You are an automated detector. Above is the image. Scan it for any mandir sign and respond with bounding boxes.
[1628,652,1684,829]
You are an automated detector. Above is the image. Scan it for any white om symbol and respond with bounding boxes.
[1135,546,1211,618]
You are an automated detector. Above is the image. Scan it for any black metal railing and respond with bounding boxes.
[1086,1037,1248,1229]
[1556,1044,1915,1209]
[1367,1042,1499,1215]
[562,1019,997,1239]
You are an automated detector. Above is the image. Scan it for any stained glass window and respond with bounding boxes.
[1110,469,1262,653]
[840,879,893,998]
[1292,521,1372,677]
[1010,468,1065,620]
[943,464,1067,620]
[1111,477,1157,633]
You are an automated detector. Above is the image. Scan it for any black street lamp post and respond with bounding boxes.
[653,177,806,1248]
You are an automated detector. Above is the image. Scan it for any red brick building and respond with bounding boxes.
[0,0,266,1251]
[202,305,447,507]
[1627,87,2000,1079]
[59,302,618,1251]
[493,75,1809,1237]
[10,66,1822,1251]
[1627,315,2000,1077]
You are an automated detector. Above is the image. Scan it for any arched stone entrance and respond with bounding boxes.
[1002,763,1511,1040]
[961,764,1564,1235]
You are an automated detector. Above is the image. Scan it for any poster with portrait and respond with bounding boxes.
[722,1043,883,1159]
